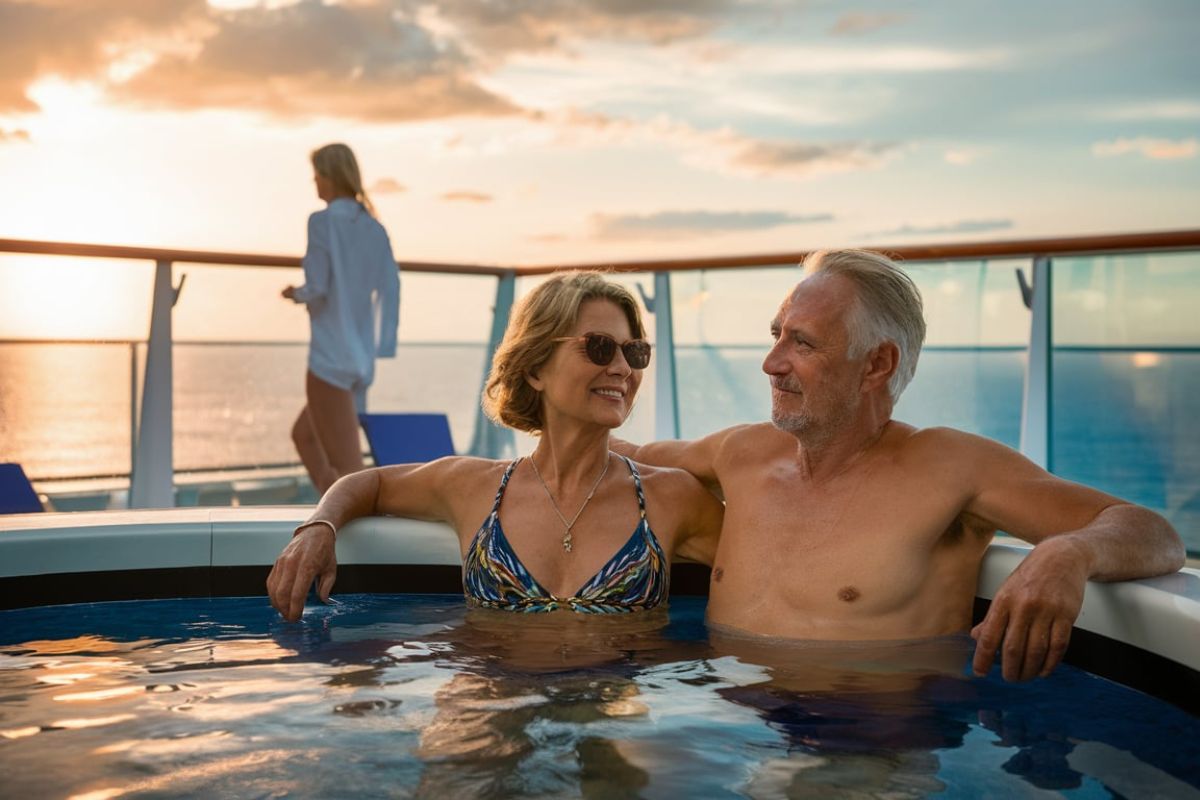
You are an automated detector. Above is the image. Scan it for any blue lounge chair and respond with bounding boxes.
[0,463,44,514]
[359,413,456,466]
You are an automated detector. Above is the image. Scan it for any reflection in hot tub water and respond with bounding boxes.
[0,594,1197,799]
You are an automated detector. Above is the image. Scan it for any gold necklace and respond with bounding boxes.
[528,453,611,552]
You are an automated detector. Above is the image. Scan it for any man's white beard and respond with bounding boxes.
[771,407,812,437]
[770,391,856,445]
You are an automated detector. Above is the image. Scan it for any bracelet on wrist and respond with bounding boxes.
[293,520,337,539]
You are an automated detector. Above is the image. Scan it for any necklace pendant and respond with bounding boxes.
[562,531,573,552]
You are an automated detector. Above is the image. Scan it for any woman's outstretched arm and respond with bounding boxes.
[267,458,468,620]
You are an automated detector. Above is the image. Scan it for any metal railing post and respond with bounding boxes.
[1018,256,1052,469]
[129,260,183,508]
[652,271,680,440]
[129,342,138,479]
[467,271,517,458]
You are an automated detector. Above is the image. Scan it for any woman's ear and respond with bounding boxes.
[525,368,544,392]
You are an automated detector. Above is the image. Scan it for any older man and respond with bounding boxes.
[621,249,1184,681]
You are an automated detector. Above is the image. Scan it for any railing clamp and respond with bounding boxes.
[635,282,656,314]
[1015,267,1033,310]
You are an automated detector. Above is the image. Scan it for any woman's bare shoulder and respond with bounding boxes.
[425,455,518,484]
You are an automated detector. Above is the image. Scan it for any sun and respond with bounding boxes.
[0,258,151,341]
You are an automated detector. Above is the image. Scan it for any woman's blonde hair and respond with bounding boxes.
[311,143,376,217]
[483,271,646,434]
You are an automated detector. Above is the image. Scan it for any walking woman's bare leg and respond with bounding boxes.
[291,406,338,495]
[304,370,366,493]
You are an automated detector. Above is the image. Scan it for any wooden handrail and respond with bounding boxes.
[0,238,510,276]
[3,229,1198,277]
[519,229,1200,275]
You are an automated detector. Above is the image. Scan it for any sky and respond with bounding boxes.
[0,0,1197,341]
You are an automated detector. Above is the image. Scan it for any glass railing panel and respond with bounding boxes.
[372,342,490,456]
[0,254,154,341]
[670,266,797,438]
[895,259,1029,448]
[0,254,152,491]
[172,268,499,474]
[0,341,136,482]
[670,260,1030,445]
[1051,251,1200,553]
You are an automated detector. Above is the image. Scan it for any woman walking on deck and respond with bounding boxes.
[283,143,400,495]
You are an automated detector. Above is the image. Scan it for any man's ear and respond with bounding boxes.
[861,341,899,394]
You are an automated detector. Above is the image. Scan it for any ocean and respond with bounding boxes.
[1,342,1197,550]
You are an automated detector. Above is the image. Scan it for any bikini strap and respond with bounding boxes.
[490,458,523,516]
[617,454,647,519]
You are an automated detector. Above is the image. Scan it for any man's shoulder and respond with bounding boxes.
[709,423,793,472]
[890,423,1022,466]
[721,422,788,447]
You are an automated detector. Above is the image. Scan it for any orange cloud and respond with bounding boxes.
[441,191,493,203]
[369,178,406,195]
[1092,137,1198,160]
[0,0,203,113]
[830,12,910,36]
[0,0,739,120]
[111,2,518,121]
[428,0,731,58]
[591,209,833,240]
[0,128,32,143]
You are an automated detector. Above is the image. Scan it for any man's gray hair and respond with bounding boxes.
[801,249,926,401]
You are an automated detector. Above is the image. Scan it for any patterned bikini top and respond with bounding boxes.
[462,455,668,613]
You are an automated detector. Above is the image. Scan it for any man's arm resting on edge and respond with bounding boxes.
[962,433,1186,681]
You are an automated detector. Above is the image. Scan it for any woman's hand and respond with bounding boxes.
[281,285,297,301]
[267,524,338,621]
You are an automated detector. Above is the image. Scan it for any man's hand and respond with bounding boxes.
[267,526,338,621]
[281,285,298,301]
[970,537,1088,681]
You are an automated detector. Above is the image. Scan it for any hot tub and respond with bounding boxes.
[2,509,1197,797]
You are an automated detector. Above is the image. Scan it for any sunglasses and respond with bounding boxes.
[553,332,652,369]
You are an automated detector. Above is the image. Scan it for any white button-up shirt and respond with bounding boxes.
[292,198,400,406]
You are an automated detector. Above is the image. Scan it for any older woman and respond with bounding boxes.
[268,271,722,620]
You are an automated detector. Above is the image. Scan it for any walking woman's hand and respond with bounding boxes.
[267,525,338,621]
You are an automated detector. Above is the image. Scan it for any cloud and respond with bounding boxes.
[538,109,902,178]
[1091,137,1198,160]
[112,1,519,121]
[829,12,909,36]
[591,209,833,240]
[943,148,983,166]
[368,177,406,194]
[0,0,741,119]
[717,44,1012,75]
[727,138,899,177]
[427,0,734,59]
[868,219,1014,238]
[441,191,493,203]
[0,0,203,113]
[1092,101,1200,121]
[0,128,32,143]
